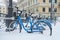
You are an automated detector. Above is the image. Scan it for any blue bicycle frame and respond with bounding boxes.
[13,15,52,36]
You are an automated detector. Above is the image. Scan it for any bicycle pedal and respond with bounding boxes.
[19,30,21,33]
[40,31,43,34]
[5,29,9,32]
[28,31,33,33]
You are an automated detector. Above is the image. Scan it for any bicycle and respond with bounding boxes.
[8,11,52,36]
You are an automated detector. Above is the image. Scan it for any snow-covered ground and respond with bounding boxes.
[0,18,60,40]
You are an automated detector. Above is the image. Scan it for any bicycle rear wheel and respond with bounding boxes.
[33,20,52,36]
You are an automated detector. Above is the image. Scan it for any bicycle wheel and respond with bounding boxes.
[24,22,32,33]
[33,20,52,36]
[9,21,22,32]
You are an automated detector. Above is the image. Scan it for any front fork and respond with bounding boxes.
[19,20,22,33]
[19,25,22,33]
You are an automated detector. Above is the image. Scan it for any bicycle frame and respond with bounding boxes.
[15,16,35,32]
[13,15,52,36]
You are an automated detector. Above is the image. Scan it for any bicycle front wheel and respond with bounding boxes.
[9,21,22,32]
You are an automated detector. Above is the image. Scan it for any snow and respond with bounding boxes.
[0,18,60,40]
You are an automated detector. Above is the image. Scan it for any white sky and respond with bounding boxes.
[0,0,17,2]
[0,0,17,6]
[13,0,17,2]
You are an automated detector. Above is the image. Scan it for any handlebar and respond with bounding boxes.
[29,13,34,16]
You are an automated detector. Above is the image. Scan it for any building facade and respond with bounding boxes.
[18,0,60,18]
[0,0,7,17]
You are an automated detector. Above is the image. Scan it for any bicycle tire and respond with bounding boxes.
[33,20,52,36]
[9,21,22,32]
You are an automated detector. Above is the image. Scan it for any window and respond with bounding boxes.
[49,8,51,12]
[28,2,30,6]
[49,0,57,3]
[0,10,1,12]
[3,11,5,12]
[3,8,5,9]
[35,0,37,4]
[20,0,24,3]
[43,8,45,12]
[49,0,52,3]
[33,0,35,4]
[55,0,57,3]
[49,8,57,12]
[54,8,57,12]
[35,8,38,12]
[0,7,1,9]
[43,0,45,3]
[31,0,33,5]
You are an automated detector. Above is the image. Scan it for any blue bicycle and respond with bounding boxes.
[8,12,52,36]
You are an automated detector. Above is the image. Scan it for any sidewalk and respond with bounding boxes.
[0,21,60,40]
